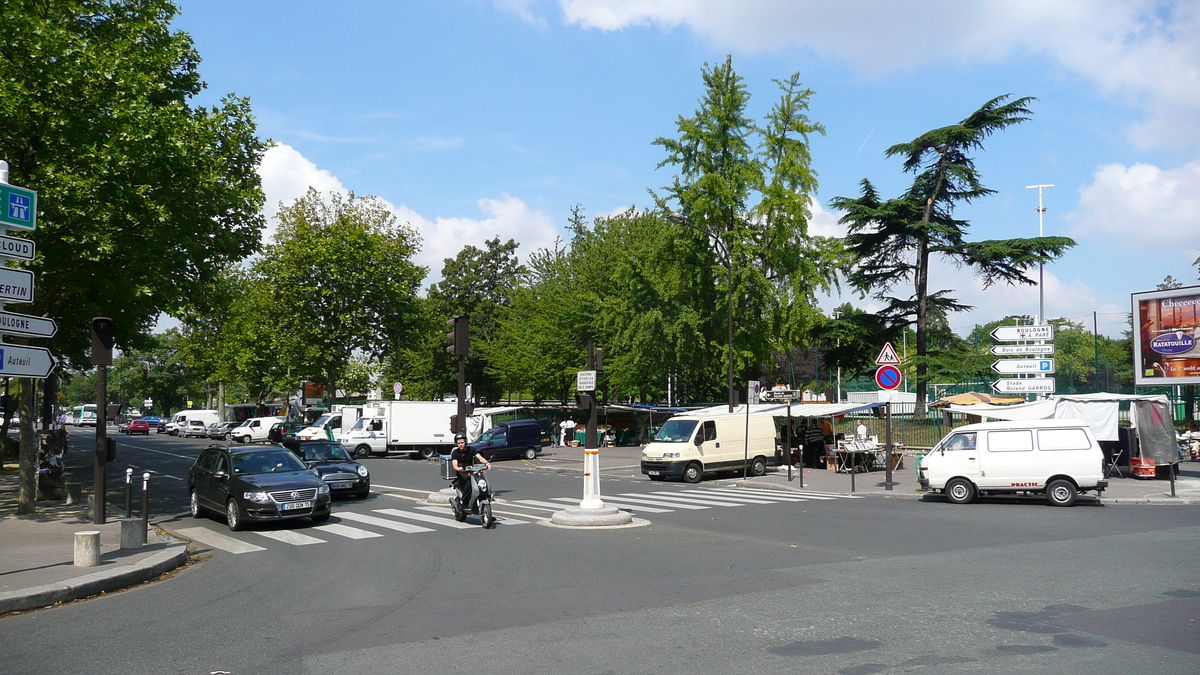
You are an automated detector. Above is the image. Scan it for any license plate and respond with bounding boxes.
[280,501,313,510]
[332,481,354,489]
[647,470,660,476]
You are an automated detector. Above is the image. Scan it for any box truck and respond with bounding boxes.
[341,401,460,459]
[295,404,363,442]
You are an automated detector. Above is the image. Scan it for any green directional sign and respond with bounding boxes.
[0,183,37,231]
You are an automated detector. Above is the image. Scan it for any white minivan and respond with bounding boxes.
[640,411,777,483]
[918,418,1108,507]
[230,416,285,444]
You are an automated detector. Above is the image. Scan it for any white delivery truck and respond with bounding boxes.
[166,409,220,436]
[295,404,363,442]
[341,401,459,459]
[640,409,777,483]
[918,418,1108,507]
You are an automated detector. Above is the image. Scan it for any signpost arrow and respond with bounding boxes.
[991,324,1054,342]
[991,358,1056,375]
[0,310,57,338]
[0,344,56,378]
[992,378,1056,394]
[991,344,1055,356]
[0,233,34,262]
[0,267,34,303]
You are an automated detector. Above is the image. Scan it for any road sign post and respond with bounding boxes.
[875,365,902,390]
[992,378,1056,394]
[991,324,1055,342]
[991,344,1055,356]
[991,358,1056,375]
[0,310,57,338]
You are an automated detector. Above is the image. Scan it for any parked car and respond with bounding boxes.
[117,420,132,433]
[207,421,240,441]
[230,416,285,444]
[182,420,210,438]
[124,419,151,435]
[283,440,370,499]
[141,416,167,433]
[187,444,332,531]
[268,421,308,444]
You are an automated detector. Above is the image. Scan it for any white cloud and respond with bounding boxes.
[1066,161,1200,255]
[256,144,560,285]
[514,0,1200,148]
[807,198,844,238]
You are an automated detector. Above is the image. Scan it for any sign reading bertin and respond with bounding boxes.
[1132,285,1200,386]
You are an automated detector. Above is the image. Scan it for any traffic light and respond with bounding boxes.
[105,437,116,462]
[575,392,595,409]
[449,414,459,434]
[91,316,115,366]
[445,316,469,357]
[595,348,603,371]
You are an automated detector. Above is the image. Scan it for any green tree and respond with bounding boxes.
[653,57,837,406]
[255,189,425,410]
[831,95,1075,415]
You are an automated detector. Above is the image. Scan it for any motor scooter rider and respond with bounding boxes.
[450,433,491,507]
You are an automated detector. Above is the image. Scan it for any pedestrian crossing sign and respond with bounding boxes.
[875,342,901,365]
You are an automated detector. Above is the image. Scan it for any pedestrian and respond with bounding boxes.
[560,417,577,447]
[856,421,868,440]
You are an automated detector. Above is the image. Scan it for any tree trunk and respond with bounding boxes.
[914,237,930,418]
[17,378,37,515]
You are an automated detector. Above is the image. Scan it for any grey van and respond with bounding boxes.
[470,419,548,461]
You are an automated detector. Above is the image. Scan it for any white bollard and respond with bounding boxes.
[74,530,101,567]
[119,518,143,550]
[65,482,83,505]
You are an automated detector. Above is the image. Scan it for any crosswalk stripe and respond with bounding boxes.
[637,492,754,506]
[175,526,266,554]
[662,491,786,505]
[337,511,433,533]
[699,487,839,501]
[515,499,575,511]
[549,496,674,513]
[312,523,385,539]
[373,508,476,529]
[491,508,547,521]
[415,505,532,525]
[253,529,326,546]
[614,493,717,509]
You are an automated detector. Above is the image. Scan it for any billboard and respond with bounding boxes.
[1132,285,1200,386]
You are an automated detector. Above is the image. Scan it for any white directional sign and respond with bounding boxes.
[991,344,1055,356]
[0,267,33,303]
[991,324,1054,342]
[0,310,57,338]
[991,358,1056,375]
[0,344,56,378]
[993,378,1056,394]
[0,233,34,262]
[576,369,597,392]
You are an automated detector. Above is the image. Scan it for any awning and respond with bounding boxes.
[929,392,1024,408]
[689,402,886,418]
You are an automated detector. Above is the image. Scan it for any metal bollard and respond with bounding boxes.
[141,472,150,544]
[74,530,101,567]
[125,467,133,517]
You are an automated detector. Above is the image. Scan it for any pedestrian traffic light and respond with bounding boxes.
[91,316,115,366]
[575,392,594,409]
[449,414,460,434]
[105,437,116,462]
[445,316,469,357]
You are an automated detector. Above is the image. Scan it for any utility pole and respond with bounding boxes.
[445,316,470,435]
[1025,184,1054,324]
[92,317,116,524]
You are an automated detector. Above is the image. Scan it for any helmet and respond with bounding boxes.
[454,433,466,442]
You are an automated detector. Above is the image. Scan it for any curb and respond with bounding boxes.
[0,543,189,615]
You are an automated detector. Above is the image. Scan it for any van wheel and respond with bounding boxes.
[750,457,767,477]
[1046,479,1077,507]
[355,444,371,459]
[945,478,975,504]
[523,447,537,460]
[417,447,435,460]
[682,462,703,484]
[239,435,251,444]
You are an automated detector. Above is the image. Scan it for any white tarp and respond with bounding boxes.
[943,393,1171,443]
[688,401,886,418]
[465,406,524,442]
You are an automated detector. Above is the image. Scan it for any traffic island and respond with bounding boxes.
[549,504,637,527]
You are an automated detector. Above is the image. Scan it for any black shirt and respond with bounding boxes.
[451,446,476,475]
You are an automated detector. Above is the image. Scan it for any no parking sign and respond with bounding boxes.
[875,365,902,390]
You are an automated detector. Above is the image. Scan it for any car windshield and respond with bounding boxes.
[478,429,502,443]
[312,414,333,427]
[348,418,367,432]
[299,442,352,462]
[654,419,699,443]
[232,450,307,475]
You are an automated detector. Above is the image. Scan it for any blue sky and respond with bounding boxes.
[170,0,1200,337]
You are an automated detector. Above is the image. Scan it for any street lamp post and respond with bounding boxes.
[1025,184,1054,324]
[668,212,736,412]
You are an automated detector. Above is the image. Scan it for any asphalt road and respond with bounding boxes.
[4,429,1198,674]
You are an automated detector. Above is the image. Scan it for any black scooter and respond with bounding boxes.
[450,464,495,529]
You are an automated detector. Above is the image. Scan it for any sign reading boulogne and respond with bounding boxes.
[0,310,57,338]
[0,267,33,303]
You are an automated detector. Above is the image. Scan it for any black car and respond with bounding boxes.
[188,445,331,531]
[267,421,308,444]
[283,440,370,498]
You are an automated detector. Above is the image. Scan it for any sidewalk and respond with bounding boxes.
[0,465,189,615]
[536,444,1200,504]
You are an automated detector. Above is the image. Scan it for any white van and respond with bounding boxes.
[640,411,777,483]
[918,418,1108,507]
[166,410,220,436]
[230,416,285,444]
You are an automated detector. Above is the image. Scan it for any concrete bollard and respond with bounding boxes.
[86,494,95,520]
[119,518,143,550]
[65,482,83,505]
[74,530,101,567]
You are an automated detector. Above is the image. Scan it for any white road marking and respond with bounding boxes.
[370,484,433,494]
[514,499,575,511]
[700,487,845,500]
[311,523,385,539]
[555,496,674,513]
[336,511,434,533]
[650,492,778,505]
[373,508,475,529]
[253,530,326,546]
[415,505,531,524]
[175,527,266,554]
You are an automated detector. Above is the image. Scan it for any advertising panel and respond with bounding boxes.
[1132,285,1200,386]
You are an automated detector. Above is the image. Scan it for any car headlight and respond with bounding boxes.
[243,491,270,503]
[356,465,368,477]
[663,452,680,459]
[317,483,330,496]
